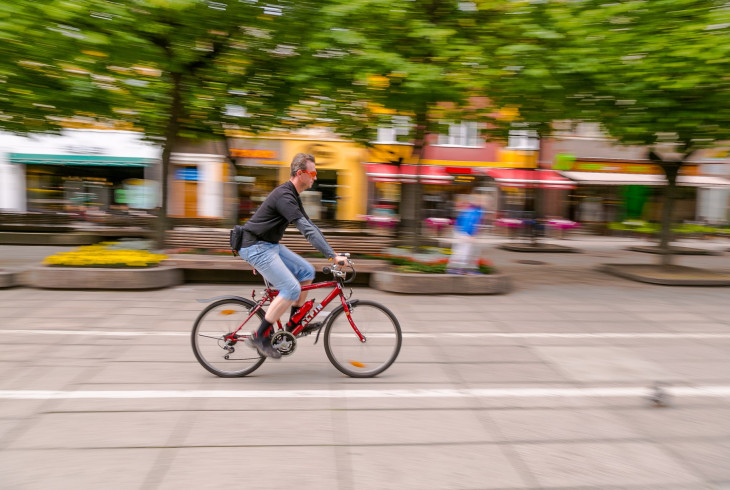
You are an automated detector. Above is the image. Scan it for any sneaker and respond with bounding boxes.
[246,332,282,359]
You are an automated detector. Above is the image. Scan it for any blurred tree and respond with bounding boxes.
[289,0,496,241]
[0,0,114,133]
[482,0,730,265]
[0,0,319,245]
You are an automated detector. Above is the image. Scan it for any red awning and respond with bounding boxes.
[365,163,454,185]
[481,168,575,189]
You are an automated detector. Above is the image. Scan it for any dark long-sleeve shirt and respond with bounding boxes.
[241,181,335,259]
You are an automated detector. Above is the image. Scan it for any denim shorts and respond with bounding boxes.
[238,242,315,300]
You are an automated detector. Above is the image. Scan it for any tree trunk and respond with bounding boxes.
[657,159,681,267]
[410,109,428,247]
[529,135,545,245]
[395,108,428,246]
[221,136,239,227]
[155,71,183,250]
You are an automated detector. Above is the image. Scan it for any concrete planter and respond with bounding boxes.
[0,269,18,288]
[0,232,100,246]
[21,265,183,290]
[370,269,511,295]
[599,263,730,286]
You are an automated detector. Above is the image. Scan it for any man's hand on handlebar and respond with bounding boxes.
[333,253,350,266]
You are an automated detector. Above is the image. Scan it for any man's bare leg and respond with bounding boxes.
[264,294,295,325]
[293,280,312,308]
[263,279,313,326]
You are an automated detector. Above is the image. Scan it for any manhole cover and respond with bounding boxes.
[515,260,547,265]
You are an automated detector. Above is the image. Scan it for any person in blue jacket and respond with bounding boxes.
[447,196,484,274]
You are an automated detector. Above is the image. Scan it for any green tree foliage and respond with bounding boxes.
[484,0,730,264]
[0,0,319,244]
[291,0,498,238]
[0,1,112,133]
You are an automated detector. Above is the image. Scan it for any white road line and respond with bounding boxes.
[1,386,730,400]
[0,329,188,337]
[1,329,730,339]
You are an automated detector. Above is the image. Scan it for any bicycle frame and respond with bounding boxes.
[228,278,365,343]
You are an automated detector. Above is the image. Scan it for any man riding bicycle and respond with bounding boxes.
[237,153,348,358]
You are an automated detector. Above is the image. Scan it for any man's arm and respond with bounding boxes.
[293,217,336,260]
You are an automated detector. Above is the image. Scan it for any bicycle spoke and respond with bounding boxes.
[191,299,266,377]
[324,301,401,378]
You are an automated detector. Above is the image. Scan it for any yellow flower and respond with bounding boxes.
[43,243,166,268]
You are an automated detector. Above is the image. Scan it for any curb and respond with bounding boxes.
[0,269,18,288]
[0,232,100,246]
[498,243,580,253]
[20,265,184,290]
[599,263,730,287]
[628,246,724,256]
[370,269,511,295]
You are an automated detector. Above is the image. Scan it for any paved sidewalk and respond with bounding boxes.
[2,233,729,277]
[0,235,729,489]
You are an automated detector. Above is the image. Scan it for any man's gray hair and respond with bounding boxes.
[290,153,315,177]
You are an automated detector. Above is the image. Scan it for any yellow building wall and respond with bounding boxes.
[281,140,369,221]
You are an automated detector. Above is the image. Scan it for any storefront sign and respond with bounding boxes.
[230,149,277,159]
[574,162,659,173]
[175,167,199,181]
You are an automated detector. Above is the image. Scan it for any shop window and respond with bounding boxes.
[574,122,603,138]
[507,129,539,150]
[436,121,482,147]
[375,116,411,143]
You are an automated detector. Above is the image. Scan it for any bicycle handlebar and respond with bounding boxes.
[322,256,356,284]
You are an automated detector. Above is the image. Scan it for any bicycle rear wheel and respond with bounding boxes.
[191,298,265,377]
[324,300,402,378]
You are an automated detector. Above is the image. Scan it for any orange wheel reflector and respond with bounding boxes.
[221,310,237,315]
[349,361,366,368]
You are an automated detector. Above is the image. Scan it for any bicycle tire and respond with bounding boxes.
[323,300,402,378]
[191,298,266,377]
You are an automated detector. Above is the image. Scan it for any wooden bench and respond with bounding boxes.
[0,213,75,226]
[164,228,394,256]
[163,255,388,273]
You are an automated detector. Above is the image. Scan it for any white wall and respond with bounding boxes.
[0,157,26,212]
[697,188,730,224]
[697,163,730,224]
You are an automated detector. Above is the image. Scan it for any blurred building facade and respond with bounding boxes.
[0,129,159,215]
[2,124,728,228]
[542,123,730,228]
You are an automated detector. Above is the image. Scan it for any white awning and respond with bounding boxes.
[559,172,664,186]
[677,175,730,188]
[559,171,730,188]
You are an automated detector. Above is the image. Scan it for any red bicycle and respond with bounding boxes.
[191,256,402,378]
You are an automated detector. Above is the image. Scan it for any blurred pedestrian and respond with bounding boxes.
[447,196,484,274]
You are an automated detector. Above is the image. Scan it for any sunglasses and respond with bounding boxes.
[300,169,317,178]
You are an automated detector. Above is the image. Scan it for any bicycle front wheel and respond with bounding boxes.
[324,300,402,378]
[191,298,265,377]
